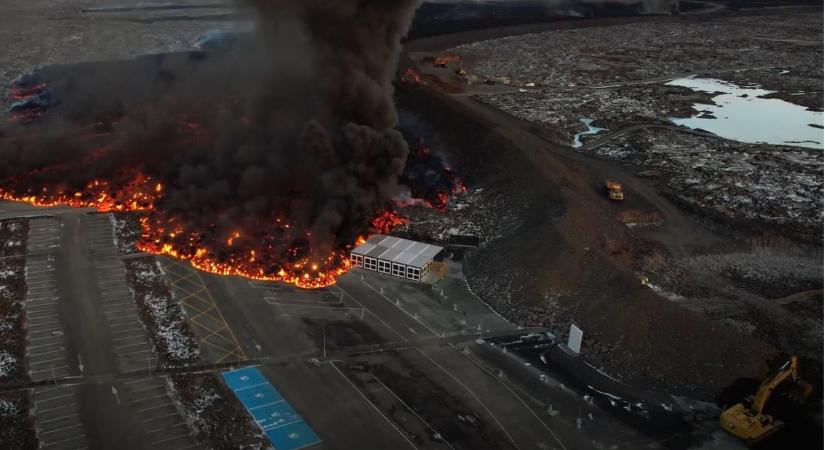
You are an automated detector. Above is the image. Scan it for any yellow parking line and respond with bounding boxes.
[160,258,247,362]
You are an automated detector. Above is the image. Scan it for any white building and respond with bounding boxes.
[350,235,443,282]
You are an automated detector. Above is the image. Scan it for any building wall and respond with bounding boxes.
[350,253,429,281]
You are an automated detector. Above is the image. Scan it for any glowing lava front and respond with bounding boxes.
[0,174,398,289]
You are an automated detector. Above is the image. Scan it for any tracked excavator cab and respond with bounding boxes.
[720,356,812,443]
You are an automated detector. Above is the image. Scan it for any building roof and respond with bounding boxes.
[351,235,442,269]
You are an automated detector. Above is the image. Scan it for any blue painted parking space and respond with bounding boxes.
[236,383,283,409]
[255,401,302,429]
[223,366,268,390]
[222,367,322,450]
[267,421,321,450]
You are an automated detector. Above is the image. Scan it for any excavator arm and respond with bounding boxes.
[720,355,812,443]
[751,358,797,415]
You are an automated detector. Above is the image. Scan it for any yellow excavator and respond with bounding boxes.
[720,356,812,443]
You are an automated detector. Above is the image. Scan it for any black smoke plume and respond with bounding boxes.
[0,0,420,279]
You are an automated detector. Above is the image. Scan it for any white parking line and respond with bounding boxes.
[26,275,56,282]
[113,333,147,342]
[151,433,191,445]
[36,393,75,404]
[147,422,187,435]
[27,312,59,319]
[31,365,69,374]
[131,384,167,395]
[115,342,149,350]
[133,393,171,404]
[30,356,68,365]
[42,423,83,435]
[336,285,408,342]
[29,330,64,339]
[27,295,60,301]
[139,403,174,413]
[141,413,179,423]
[101,301,135,308]
[40,413,79,425]
[30,341,65,350]
[105,310,139,319]
[99,293,132,300]
[38,403,76,414]
[415,348,517,446]
[330,362,417,449]
[104,304,137,312]
[27,307,60,315]
[42,434,86,447]
[26,270,55,276]
[27,306,60,314]
[27,319,61,327]
[29,349,65,358]
[121,348,153,357]
[27,298,60,305]
[28,289,59,296]
[107,316,140,324]
[455,345,567,449]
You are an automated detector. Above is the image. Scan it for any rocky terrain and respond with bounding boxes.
[449,11,822,88]
[451,10,823,238]
[476,83,712,144]
[395,7,823,404]
[592,128,823,237]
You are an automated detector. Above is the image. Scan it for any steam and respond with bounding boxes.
[0,1,420,268]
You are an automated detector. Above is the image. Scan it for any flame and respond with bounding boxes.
[0,174,160,212]
[433,55,462,67]
[371,210,408,234]
[401,68,426,86]
[1,98,461,289]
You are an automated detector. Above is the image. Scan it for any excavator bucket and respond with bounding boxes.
[783,379,813,404]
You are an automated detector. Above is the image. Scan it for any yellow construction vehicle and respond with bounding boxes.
[720,356,812,443]
[605,179,624,201]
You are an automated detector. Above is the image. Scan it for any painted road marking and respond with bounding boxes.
[163,258,246,363]
[223,367,321,450]
[329,362,417,449]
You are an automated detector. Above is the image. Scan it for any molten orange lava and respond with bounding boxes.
[433,55,462,68]
[0,174,413,289]
[371,210,408,234]
[0,174,161,212]
[135,219,353,289]
[401,68,427,86]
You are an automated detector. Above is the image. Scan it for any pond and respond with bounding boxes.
[666,77,823,149]
[571,118,607,148]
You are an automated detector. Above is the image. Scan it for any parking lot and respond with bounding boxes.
[85,215,157,373]
[32,385,89,450]
[121,376,198,449]
[25,218,74,383]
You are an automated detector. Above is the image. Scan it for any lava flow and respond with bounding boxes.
[0,0,432,289]
[0,176,407,288]
[0,174,161,212]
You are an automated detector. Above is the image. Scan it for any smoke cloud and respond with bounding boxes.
[0,1,419,278]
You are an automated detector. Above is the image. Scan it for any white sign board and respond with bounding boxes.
[567,324,583,354]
